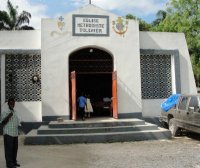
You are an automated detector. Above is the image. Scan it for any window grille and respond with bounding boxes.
[140,54,172,99]
[5,54,41,101]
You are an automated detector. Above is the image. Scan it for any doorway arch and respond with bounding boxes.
[69,47,114,119]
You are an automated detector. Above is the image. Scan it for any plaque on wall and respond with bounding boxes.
[72,14,109,36]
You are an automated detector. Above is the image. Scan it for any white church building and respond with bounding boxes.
[0,4,197,125]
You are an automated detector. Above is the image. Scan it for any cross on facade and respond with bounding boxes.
[59,16,64,21]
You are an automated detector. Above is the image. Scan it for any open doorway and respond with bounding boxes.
[77,73,112,117]
[69,47,113,119]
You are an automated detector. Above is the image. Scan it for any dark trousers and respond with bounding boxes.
[79,107,85,120]
[4,134,18,167]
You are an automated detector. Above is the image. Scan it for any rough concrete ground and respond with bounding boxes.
[0,133,200,168]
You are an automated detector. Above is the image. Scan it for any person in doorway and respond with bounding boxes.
[1,98,21,168]
[77,93,87,121]
[85,95,93,118]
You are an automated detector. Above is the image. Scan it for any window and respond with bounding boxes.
[189,96,200,112]
[178,97,189,110]
[5,54,41,101]
[140,54,172,99]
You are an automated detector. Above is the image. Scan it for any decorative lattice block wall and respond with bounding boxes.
[5,54,41,101]
[140,54,172,99]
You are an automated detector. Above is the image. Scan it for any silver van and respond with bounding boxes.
[160,94,200,136]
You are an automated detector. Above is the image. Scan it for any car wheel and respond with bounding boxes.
[169,118,179,136]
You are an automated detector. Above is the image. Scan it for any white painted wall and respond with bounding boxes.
[140,31,197,117]
[142,99,165,117]
[1,102,42,122]
[0,30,41,49]
[41,4,142,118]
[0,30,42,121]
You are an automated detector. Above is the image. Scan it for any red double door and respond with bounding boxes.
[70,71,118,120]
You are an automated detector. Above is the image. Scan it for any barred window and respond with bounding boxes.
[140,54,172,99]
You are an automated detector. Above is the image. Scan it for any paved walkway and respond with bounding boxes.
[0,134,200,168]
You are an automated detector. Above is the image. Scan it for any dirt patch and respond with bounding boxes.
[0,134,200,168]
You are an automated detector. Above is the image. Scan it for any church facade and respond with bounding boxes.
[0,5,197,123]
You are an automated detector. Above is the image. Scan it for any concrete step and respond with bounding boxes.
[48,118,145,128]
[24,118,172,145]
[24,128,172,145]
[37,123,158,134]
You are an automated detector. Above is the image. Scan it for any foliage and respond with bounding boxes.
[126,14,136,20]
[152,10,167,26]
[151,0,200,86]
[0,0,34,30]
[192,56,200,87]
[125,14,152,31]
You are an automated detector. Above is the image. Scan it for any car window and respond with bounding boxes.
[189,96,200,113]
[178,96,189,110]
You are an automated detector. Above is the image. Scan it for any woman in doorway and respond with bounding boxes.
[85,95,93,118]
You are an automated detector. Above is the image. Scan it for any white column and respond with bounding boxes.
[171,55,176,93]
[1,54,5,109]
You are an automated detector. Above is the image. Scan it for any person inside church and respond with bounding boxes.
[85,94,93,118]
[77,93,87,121]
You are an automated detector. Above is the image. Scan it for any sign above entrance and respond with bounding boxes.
[72,15,109,36]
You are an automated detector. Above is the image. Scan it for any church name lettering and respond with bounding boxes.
[82,18,99,23]
[79,28,102,33]
[77,23,104,28]
[73,15,109,36]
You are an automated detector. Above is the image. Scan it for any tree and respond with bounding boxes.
[0,0,34,30]
[153,0,199,59]
[126,14,152,31]
[192,57,200,88]
[151,0,200,86]
[152,10,167,26]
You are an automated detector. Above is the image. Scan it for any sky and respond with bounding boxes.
[0,0,169,29]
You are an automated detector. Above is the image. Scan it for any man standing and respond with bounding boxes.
[77,93,87,121]
[1,98,21,168]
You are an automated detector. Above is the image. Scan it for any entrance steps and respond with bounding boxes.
[24,118,171,145]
